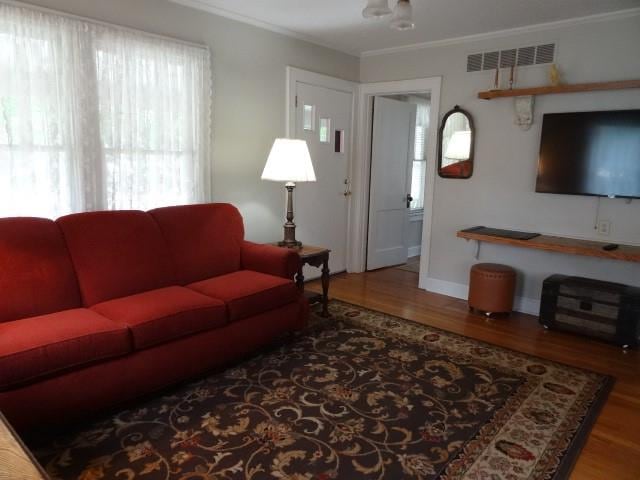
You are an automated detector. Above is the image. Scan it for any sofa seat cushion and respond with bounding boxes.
[92,287,227,350]
[0,309,130,390]
[188,270,299,322]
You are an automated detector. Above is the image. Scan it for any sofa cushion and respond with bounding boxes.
[0,218,82,323]
[92,286,227,350]
[188,270,299,322]
[150,203,244,285]
[57,211,176,306]
[0,309,130,390]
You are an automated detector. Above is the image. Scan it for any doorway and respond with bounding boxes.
[351,77,442,290]
[286,67,356,279]
[366,94,430,274]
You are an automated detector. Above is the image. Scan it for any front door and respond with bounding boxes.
[294,80,353,277]
[367,96,416,270]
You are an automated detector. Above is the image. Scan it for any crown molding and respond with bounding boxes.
[360,7,640,57]
[168,0,360,57]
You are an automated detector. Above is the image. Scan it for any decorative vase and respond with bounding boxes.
[549,64,562,87]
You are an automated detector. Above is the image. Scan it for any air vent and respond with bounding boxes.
[467,53,482,72]
[482,51,499,70]
[517,46,536,66]
[467,43,556,72]
[500,49,517,68]
[535,44,555,64]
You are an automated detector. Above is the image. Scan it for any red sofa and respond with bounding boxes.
[0,203,308,431]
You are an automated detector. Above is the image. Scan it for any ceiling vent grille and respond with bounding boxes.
[467,43,556,72]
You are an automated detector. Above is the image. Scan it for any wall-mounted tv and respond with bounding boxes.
[536,109,640,199]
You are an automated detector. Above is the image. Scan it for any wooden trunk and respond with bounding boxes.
[540,275,640,348]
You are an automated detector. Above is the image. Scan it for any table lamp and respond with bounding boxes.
[261,139,316,248]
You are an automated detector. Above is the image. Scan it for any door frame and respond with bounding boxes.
[367,96,416,271]
[351,77,442,290]
[285,66,358,271]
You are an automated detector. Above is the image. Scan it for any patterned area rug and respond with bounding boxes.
[29,301,613,480]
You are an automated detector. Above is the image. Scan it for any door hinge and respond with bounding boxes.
[295,95,298,107]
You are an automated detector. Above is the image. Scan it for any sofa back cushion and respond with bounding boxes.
[150,203,244,285]
[0,218,82,323]
[57,211,176,306]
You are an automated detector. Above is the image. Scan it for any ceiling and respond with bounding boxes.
[171,0,640,56]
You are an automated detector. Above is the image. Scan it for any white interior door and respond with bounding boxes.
[367,96,416,270]
[294,81,352,277]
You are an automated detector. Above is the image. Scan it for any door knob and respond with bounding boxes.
[406,194,414,208]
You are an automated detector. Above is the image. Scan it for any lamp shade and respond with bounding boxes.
[445,131,472,160]
[390,0,415,31]
[363,0,392,19]
[261,139,317,183]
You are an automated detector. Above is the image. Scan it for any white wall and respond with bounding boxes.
[361,14,640,312]
[22,0,359,242]
[408,214,423,257]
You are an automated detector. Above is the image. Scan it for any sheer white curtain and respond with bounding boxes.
[0,6,85,217]
[0,3,211,218]
[95,27,211,210]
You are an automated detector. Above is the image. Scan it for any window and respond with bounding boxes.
[319,118,331,143]
[410,101,430,211]
[0,3,211,218]
[303,105,315,131]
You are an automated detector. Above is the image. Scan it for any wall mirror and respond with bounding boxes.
[438,105,475,179]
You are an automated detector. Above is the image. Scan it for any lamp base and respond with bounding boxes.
[278,221,302,248]
[278,239,302,248]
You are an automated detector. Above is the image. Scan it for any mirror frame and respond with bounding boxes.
[437,105,475,179]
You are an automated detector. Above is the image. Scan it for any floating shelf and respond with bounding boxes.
[478,79,640,100]
[457,230,640,263]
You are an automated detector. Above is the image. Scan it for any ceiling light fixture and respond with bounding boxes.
[363,0,415,31]
[362,0,392,19]
[390,0,415,31]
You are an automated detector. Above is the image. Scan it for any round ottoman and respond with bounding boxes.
[468,263,516,316]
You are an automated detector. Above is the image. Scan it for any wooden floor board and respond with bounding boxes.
[307,268,640,480]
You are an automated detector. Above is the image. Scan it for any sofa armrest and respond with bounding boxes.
[241,241,300,280]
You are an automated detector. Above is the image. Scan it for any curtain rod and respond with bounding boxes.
[1,0,209,51]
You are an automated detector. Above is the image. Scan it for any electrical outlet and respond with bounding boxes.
[597,220,612,236]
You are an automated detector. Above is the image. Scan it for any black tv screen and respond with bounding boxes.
[536,109,640,199]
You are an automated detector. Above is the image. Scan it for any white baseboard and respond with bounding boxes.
[424,277,540,316]
[513,296,540,317]
[408,246,422,258]
[424,277,469,299]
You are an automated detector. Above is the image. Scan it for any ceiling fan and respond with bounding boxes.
[362,0,415,31]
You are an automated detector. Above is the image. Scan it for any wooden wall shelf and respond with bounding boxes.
[478,79,640,100]
[457,230,640,263]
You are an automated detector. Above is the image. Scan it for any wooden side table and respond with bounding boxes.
[271,244,331,318]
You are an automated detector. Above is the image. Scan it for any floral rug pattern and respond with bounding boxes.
[31,301,612,480]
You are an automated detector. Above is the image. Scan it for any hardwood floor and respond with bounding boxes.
[307,267,640,480]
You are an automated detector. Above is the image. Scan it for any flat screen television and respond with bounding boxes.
[536,109,640,199]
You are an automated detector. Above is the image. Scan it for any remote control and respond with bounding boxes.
[603,244,619,251]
